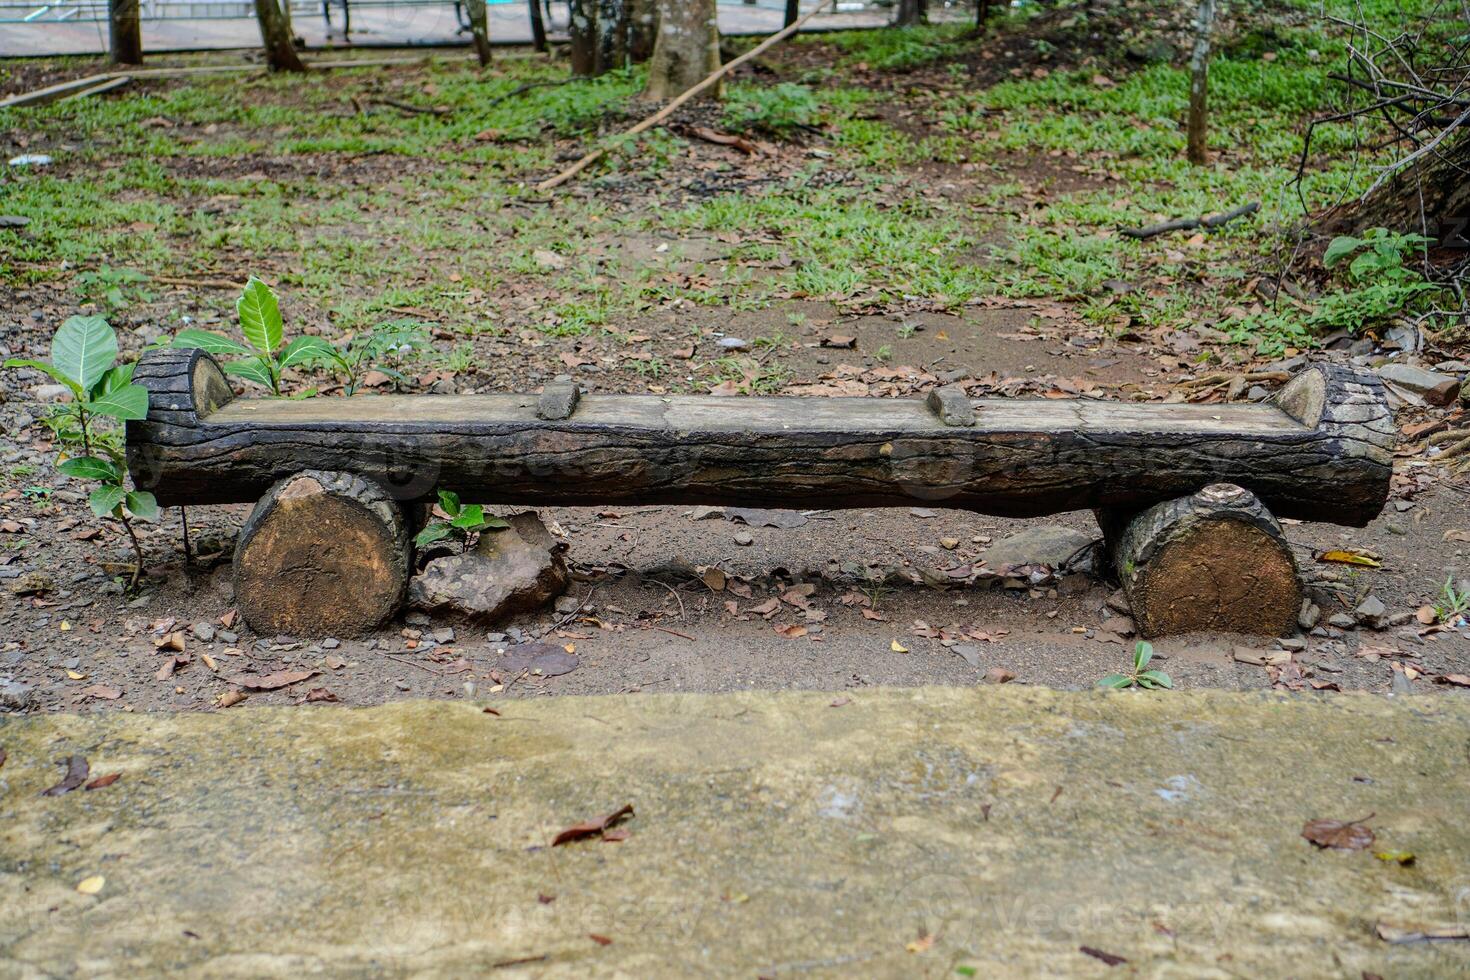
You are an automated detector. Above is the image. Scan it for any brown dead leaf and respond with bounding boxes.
[1080,946,1127,966]
[81,684,122,700]
[749,597,781,618]
[860,607,885,621]
[1416,605,1439,625]
[40,755,89,796]
[588,934,614,946]
[1434,674,1470,687]
[905,933,936,954]
[687,125,758,155]
[218,689,247,708]
[774,623,808,638]
[701,567,726,592]
[1443,529,1470,544]
[305,687,340,702]
[1302,816,1375,850]
[552,803,634,846]
[821,335,857,349]
[232,669,318,691]
[154,631,186,652]
[85,772,121,790]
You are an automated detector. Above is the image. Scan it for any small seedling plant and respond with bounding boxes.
[1434,575,1469,625]
[3,315,156,587]
[415,490,507,548]
[1097,641,1173,690]
[173,277,339,394]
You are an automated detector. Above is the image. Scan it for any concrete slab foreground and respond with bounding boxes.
[2,688,1469,975]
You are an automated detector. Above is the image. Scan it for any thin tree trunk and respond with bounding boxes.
[527,0,547,52]
[784,0,799,28]
[466,0,492,66]
[975,0,991,30]
[628,0,656,63]
[643,0,720,101]
[594,0,627,73]
[254,0,306,72]
[569,0,598,76]
[896,0,926,26]
[108,0,142,66]
[1186,0,1216,165]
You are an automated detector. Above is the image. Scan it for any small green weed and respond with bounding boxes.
[1097,641,1173,690]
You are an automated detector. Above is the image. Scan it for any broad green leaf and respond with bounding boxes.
[1139,670,1173,689]
[52,315,116,391]
[437,489,461,516]
[87,382,149,421]
[125,490,159,521]
[1096,674,1132,689]
[1322,236,1363,268]
[96,361,135,396]
[480,516,509,530]
[58,456,120,482]
[451,504,486,529]
[2,358,83,397]
[1134,640,1153,672]
[279,336,341,370]
[414,523,454,548]
[89,484,126,518]
[173,328,250,357]
[237,277,284,355]
[223,357,276,390]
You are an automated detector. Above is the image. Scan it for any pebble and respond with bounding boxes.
[718,337,749,351]
[553,596,582,615]
[321,637,340,649]
[1276,637,1307,652]
[431,627,456,644]
[1353,595,1386,627]
[1327,613,1356,629]
[191,623,216,642]
[217,630,239,644]
[734,531,753,547]
[1298,600,1320,630]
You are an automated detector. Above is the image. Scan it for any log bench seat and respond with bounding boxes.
[126,348,1395,637]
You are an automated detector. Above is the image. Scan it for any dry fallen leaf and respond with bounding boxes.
[588,934,614,946]
[75,875,105,895]
[1318,549,1382,568]
[775,624,808,638]
[1302,816,1375,850]
[231,669,318,691]
[552,804,634,846]
[85,772,121,791]
[218,689,247,708]
[1434,674,1470,687]
[905,933,935,954]
[40,755,89,797]
[890,640,909,653]
[1080,946,1127,966]
[81,684,122,700]
[1416,605,1438,625]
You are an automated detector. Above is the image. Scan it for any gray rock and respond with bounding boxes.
[985,526,1095,571]
[217,630,239,644]
[1327,613,1356,630]
[1298,600,1320,630]
[1276,637,1307,652]
[733,531,753,547]
[0,679,34,712]
[191,623,216,642]
[553,595,583,614]
[430,627,456,645]
[409,512,569,623]
[1353,595,1387,626]
[1376,363,1460,406]
[952,644,982,668]
[33,384,73,403]
[717,337,749,351]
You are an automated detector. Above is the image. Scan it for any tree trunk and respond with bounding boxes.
[975,0,991,30]
[896,0,927,26]
[235,470,410,636]
[1099,484,1302,638]
[108,0,142,66]
[784,0,799,28]
[466,0,492,66]
[644,0,720,101]
[254,0,306,72]
[628,0,657,63]
[569,0,598,75]
[527,0,547,52]
[595,0,627,73]
[1186,0,1216,165]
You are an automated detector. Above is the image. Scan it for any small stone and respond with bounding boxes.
[33,384,73,404]
[409,513,569,623]
[1376,363,1460,406]
[532,248,565,270]
[394,681,411,691]
[1298,600,1320,630]
[1327,613,1356,629]
[1353,595,1387,627]
[952,644,982,668]
[733,531,753,547]
[939,537,960,550]
[0,679,34,712]
[321,637,340,649]
[191,623,216,643]
[430,627,456,645]
[1276,637,1307,652]
[718,337,749,351]
[217,630,239,644]
[553,596,582,615]
[986,526,1094,571]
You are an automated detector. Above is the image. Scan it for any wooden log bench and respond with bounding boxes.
[126,349,1394,637]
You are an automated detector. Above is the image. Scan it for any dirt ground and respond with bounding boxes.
[3,299,1468,714]
[3,8,1469,715]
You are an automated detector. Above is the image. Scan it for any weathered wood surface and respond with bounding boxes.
[234,469,409,636]
[127,349,1394,525]
[1103,484,1302,638]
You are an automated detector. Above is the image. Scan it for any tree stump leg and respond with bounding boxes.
[1099,483,1302,638]
[234,470,409,637]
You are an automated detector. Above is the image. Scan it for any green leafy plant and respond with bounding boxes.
[75,266,151,309]
[414,490,508,548]
[723,83,820,136]
[1097,640,1173,690]
[3,315,156,587]
[1433,575,1469,625]
[332,319,430,394]
[172,277,338,395]
[1314,228,1440,333]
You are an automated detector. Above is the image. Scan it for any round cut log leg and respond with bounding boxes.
[234,470,409,637]
[1104,483,1302,639]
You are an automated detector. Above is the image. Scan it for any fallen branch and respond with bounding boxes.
[153,274,248,290]
[1178,370,1290,390]
[535,0,833,192]
[486,78,574,107]
[369,98,450,116]
[1121,202,1261,240]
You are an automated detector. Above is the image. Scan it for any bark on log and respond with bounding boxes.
[234,469,409,636]
[127,352,1394,526]
[1102,484,1302,638]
